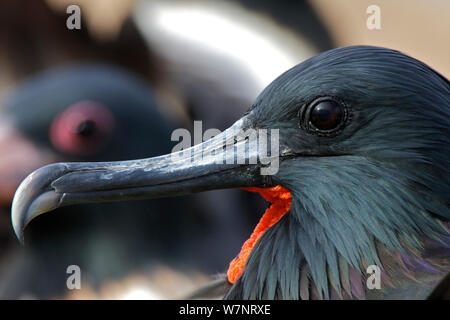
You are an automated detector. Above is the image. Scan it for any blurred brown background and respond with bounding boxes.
[48,0,450,79]
[311,0,450,78]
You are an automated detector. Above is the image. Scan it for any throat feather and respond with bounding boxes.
[227,185,292,283]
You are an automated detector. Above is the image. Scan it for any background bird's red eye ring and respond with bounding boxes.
[49,101,115,156]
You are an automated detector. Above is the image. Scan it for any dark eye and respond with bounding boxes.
[310,100,344,130]
[50,101,115,156]
[299,97,347,135]
[76,120,98,137]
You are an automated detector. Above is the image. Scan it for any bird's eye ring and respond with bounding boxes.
[50,101,115,156]
[299,97,348,136]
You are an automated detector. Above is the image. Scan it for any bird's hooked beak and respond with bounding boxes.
[12,116,280,242]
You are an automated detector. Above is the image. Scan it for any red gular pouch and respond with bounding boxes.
[227,185,292,284]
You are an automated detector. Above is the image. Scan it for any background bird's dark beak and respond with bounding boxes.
[0,119,57,205]
[12,117,277,242]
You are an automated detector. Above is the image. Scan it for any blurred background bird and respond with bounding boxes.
[0,64,233,299]
[0,0,449,299]
[0,0,269,299]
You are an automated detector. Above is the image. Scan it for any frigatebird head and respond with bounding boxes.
[11,46,450,299]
